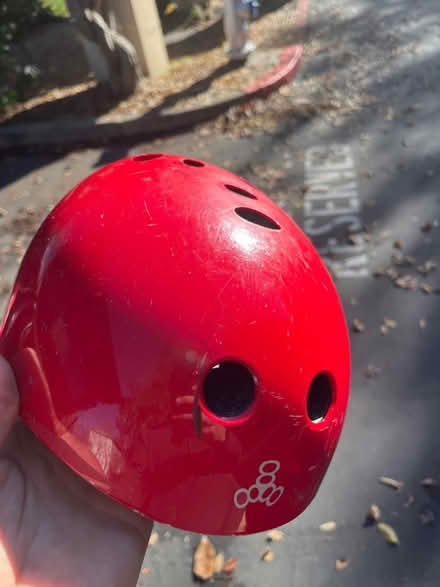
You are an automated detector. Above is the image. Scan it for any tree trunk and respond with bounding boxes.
[66,0,141,98]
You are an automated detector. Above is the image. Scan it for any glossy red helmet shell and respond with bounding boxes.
[0,154,350,535]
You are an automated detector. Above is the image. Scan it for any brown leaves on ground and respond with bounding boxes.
[148,531,159,546]
[365,364,381,378]
[250,165,287,187]
[420,477,440,488]
[352,318,365,333]
[379,476,404,491]
[377,522,400,546]
[373,248,439,294]
[417,260,437,275]
[223,558,238,575]
[394,275,419,290]
[420,509,435,526]
[420,283,434,294]
[365,504,381,524]
[336,559,350,571]
[261,548,275,562]
[213,553,225,575]
[380,317,397,335]
[193,536,217,581]
[266,529,285,542]
[2,1,307,131]
[193,537,237,581]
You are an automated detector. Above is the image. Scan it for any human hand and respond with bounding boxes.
[0,355,152,587]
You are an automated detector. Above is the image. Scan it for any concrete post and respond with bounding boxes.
[112,0,169,78]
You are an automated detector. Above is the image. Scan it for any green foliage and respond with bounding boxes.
[40,0,69,18]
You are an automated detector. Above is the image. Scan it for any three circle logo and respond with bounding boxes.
[233,460,284,509]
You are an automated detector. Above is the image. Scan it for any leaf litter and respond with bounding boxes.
[320,521,337,532]
[379,476,404,490]
[377,522,400,546]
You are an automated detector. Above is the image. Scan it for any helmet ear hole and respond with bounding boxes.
[202,362,256,420]
[307,373,334,423]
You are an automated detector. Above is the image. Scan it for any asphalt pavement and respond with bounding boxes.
[1,0,440,585]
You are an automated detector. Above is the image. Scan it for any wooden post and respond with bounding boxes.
[113,0,169,79]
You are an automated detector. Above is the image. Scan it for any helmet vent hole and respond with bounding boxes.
[235,207,280,230]
[225,184,257,200]
[203,362,256,420]
[183,159,205,168]
[307,372,334,423]
[133,154,162,161]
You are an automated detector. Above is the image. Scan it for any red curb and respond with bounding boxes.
[244,0,309,96]
[245,45,304,96]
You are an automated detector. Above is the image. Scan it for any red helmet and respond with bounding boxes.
[0,154,350,535]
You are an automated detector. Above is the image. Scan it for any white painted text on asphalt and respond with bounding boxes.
[304,145,369,278]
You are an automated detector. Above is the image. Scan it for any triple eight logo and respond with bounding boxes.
[233,460,284,509]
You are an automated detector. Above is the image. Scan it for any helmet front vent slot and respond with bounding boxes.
[235,207,280,230]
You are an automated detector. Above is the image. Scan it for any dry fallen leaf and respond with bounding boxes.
[266,529,285,542]
[377,522,400,545]
[320,521,337,532]
[148,531,159,546]
[365,364,381,378]
[336,558,350,571]
[393,240,403,250]
[366,504,381,523]
[214,552,225,575]
[420,283,433,294]
[395,275,419,290]
[386,267,400,281]
[379,476,404,490]
[381,318,397,336]
[193,535,216,581]
[419,319,427,329]
[223,558,238,575]
[421,222,433,233]
[420,509,435,525]
[417,260,437,275]
[352,319,365,333]
[403,495,415,507]
[421,477,440,488]
[261,548,275,562]
[141,567,150,576]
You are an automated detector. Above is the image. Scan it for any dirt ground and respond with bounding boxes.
[2,0,297,124]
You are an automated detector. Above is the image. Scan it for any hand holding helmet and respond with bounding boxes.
[0,154,350,537]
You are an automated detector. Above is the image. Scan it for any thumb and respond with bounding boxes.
[0,356,19,447]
